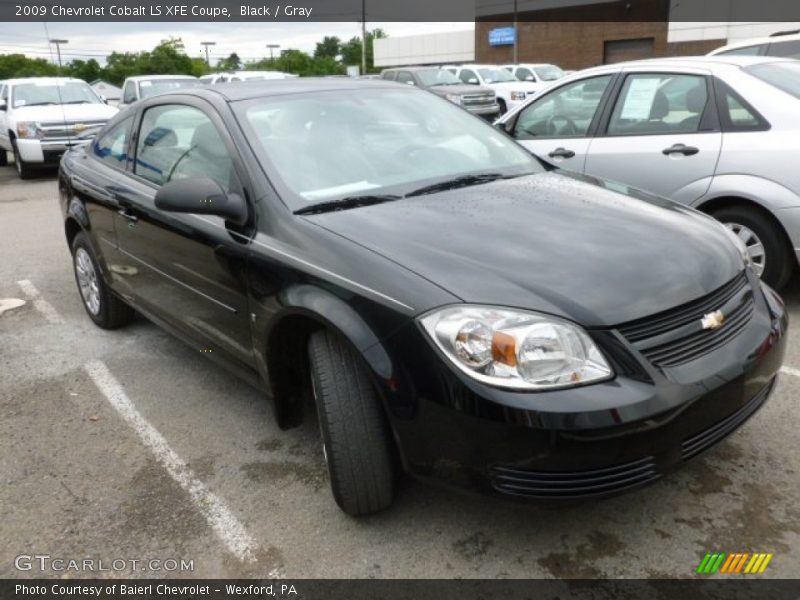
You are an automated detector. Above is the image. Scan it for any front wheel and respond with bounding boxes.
[497,98,507,116]
[710,206,794,291]
[307,329,395,516]
[71,232,135,329]
[11,138,34,179]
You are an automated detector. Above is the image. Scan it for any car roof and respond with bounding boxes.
[709,31,800,54]
[3,77,85,85]
[383,66,447,72]
[155,77,409,102]
[570,55,795,77]
[126,74,197,81]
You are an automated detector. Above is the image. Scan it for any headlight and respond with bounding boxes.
[720,223,753,268]
[510,91,527,101]
[445,93,462,105]
[17,122,42,139]
[420,306,613,391]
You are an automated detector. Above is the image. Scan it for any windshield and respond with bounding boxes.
[416,69,461,87]
[138,79,201,98]
[745,62,800,100]
[534,65,566,81]
[478,68,517,83]
[235,88,543,208]
[12,82,101,108]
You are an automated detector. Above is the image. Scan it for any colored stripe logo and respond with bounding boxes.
[696,552,773,574]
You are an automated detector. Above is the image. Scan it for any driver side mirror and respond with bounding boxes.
[99,95,108,105]
[524,75,534,81]
[467,78,478,84]
[155,178,248,226]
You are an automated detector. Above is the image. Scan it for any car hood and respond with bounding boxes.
[308,171,743,327]
[428,84,494,96]
[11,103,118,122]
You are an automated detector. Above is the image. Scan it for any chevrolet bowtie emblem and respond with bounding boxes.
[701,310,726,331]
[73,123,87,132]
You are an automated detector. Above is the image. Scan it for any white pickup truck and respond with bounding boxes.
[0,77,118,179]
[444,65,541,115]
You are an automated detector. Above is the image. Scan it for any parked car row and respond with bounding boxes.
[58,75,788,517]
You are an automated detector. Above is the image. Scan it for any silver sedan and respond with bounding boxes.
[496,56,800,289]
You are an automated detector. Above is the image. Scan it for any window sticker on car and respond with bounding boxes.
[620,78,661,120]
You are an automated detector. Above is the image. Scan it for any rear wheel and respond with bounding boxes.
[307,329,395,516]
[11,138,34,179]
[710,205,794,290]
[71,232,135,329]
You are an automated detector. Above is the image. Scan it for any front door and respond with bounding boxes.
[113,100,255,367]
[508,74,616,174]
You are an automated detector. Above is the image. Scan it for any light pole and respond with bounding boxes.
[200,41,216,67]
[49,39,68,72]
[267,44,280,61]
[361,0,367,75]
[513,0,518,65]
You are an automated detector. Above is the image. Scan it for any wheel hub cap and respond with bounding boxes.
[725,222,766,278]
[75,248,101,315]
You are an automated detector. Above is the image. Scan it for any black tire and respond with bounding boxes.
[710,205,794,291]
[11,138,34,180]
[308,329,394,516]
[71,231,135,329]
[0,148,7,167]
[497,98,507,116]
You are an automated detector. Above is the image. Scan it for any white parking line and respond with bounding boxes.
[780,366,800,379]
[84,359,270,570]
[16,279,65,324]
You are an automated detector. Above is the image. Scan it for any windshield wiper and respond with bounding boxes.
[294,194,402,215]
[404,173,519,198]
[63,100,92,104]
[21,102,57,106]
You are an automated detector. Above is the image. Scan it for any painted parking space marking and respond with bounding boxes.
[0,297,26,316]
[84,359,270,569]
[780,366,800,378]
[16,279,65,324]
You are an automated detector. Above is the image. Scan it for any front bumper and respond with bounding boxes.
[466,104,501,117]
[16,138,87,164]
[379,279,787,501]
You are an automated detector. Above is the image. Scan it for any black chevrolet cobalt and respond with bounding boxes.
[59,79,787,515]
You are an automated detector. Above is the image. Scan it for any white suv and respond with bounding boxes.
[0,77,118,179]
[444,65,540,114]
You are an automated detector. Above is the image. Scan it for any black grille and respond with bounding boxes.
[489,456,660,499]
[681,379,774,461]
[616,272,754,368]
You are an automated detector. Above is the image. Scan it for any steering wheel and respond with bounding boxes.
[545,114,579,137]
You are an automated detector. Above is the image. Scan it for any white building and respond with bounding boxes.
[374,29,475,68]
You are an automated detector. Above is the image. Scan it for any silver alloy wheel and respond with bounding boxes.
[74,248,101,315]
[725,222,766,278]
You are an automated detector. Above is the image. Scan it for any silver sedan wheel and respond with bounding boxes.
[725,222,766,279]
[75,248,101,315]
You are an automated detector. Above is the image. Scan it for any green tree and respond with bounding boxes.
[216,52,242,72]
[339,28,386,73]
[65,59,103,82]
[0,54,58,79]
[314,36,341,60]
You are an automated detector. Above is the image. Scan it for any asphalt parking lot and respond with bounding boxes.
[1,162,799,580]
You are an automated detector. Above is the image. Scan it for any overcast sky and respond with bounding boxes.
[0,22,474,65]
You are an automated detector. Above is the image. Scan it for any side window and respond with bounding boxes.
[716,81,770,131]
[396,71,414,85]
[460,69,479,84]
[93,116,133,169]
[134,104,238,193]
[766,40,800,59]
[513,75,613,139]
[122,82,136,104]
[717,44,764,56]
[381,71,396,81]
[516,67,535,82]
[607,73,709,136]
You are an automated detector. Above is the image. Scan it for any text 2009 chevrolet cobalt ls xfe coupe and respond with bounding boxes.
[59,79,787,516]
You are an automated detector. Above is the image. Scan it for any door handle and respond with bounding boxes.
[662,144,699,156]
[117,208,139,224]
[548,147,576,159]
